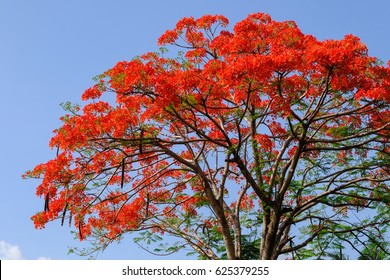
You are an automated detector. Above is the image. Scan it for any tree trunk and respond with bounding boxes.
[260,210,280,260]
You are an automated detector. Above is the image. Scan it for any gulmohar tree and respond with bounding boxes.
[24,13,390,260]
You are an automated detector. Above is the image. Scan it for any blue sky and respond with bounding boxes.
[0,0,389,260]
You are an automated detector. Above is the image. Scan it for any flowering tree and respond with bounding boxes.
[24,13,390,260]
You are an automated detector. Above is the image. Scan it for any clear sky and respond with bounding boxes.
[1,0,389,260]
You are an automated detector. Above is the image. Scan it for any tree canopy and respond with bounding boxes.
[24,13,390,259]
